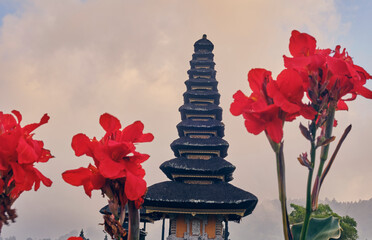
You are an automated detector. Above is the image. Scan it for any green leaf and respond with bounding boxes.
[292,216,341,240]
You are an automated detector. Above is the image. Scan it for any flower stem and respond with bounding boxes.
[267,134,292,240]
[317,105,336,183]
[312,104,336,211]
[300,139,316,240]
[128,201,140,240]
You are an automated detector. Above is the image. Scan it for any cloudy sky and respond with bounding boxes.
[1,0,371,239]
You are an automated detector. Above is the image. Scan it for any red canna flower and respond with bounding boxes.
[284,30,372,111]
[0,110,52,232]
[231,68,315,143]
[62,113,153,206]
[231,69,283,143]
[0,110,53,197]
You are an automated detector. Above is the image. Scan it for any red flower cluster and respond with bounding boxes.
[0,110,53,231]
[284,30,372,110]
[62,113,154,207]
[231,68,316,143]
[0,110,53,196]
[231,30,372,142]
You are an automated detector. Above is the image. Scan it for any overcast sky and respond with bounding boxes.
[0,0,371,239]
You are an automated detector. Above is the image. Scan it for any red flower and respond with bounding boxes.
[67,237,84,240]
[231,68,315,143]
[62,113,153,207]
[284,30,372,110]
[0,110,53,198]
[0,110,52,232]
[327,45,372,104]
[231,69,282,143]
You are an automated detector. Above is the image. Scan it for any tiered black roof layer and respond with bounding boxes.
[160,156,235,182]
[145,181,257,220]
[176,119,225,138]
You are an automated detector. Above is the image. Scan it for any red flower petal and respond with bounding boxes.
[11,110,22,124]
[337,100,349,111]
[125,171,147,201]
[0,112,18,130]
[16,137,39,164]
[62,166,104,197]
[33,167,52,188]
[10,162,26,183]
[357,86,372,99]
[276,69,304,103]
[0,179,4,193]
[289,30,317,57]
[248,68,272,94]
[137,133,154,143]
[230,90,252,116]
[244,114,266,135]
[62,167,92,186]
[121,121,153,143]
[96,150,126,179]
[266,117,284,143]
[100,113,121,133]
[23,114,50,134]
[71,133,91,157]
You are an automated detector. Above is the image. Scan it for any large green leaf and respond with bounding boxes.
[292,216,341,240]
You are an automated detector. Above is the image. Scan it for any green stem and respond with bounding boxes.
[270,138,292,240]
[317,105,336,181]
[128,200,140,240]
[300,140,316,240]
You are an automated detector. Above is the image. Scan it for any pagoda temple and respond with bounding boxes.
[144,34,258,240]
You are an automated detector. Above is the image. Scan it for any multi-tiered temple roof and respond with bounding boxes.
[144,35,257,239]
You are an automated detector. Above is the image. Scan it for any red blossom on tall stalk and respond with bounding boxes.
[62,113,154,240]
[231,68,316,144]
[0,110,53,232]
[231,30,372,240]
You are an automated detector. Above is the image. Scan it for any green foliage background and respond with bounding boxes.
[289,203,358,240]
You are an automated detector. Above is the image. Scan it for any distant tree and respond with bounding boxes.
[289,203,358,240]
[79,229,89,240]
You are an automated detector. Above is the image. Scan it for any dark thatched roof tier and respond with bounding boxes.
[144,181,257,218]
[191,51,214,60]
[187,68,216,79]
[179,103,222,121]
[184,78,218,91]
[183,90,220,105]
[170,136,229,158]
[189,59,215,69]
[160,156,235,182]
[194,34,214,52]
[176,119,225,137]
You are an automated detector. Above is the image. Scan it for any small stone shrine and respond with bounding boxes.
[144,34,258,240]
